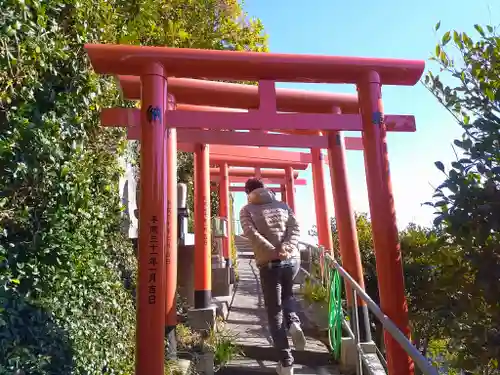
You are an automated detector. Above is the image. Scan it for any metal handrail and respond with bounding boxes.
[298,241,439,375]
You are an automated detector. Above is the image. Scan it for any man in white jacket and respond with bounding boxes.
[239,178,306,375]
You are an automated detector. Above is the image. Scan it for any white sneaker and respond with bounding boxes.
[276,363,294,375]
[289,322,306,351]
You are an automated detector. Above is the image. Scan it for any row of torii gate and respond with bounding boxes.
[85,43,425,375]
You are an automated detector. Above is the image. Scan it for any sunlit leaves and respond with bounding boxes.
[442,31,451,46]
[435,161,445,172]
[331,213,460,360]
[1,1,268,373]
[424,22,500,374]
[1,0,135,373]
[474,24,485,37]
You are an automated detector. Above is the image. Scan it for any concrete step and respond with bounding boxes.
[236,245,252,251]
[218,360,343,375]
[237,345,334,367]
[236,251,254,260]
[236,248,252,253]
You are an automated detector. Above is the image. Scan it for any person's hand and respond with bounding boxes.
[276,246,290,260]
[277,250,289,260]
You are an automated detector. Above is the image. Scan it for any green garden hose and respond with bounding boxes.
[327,264,343,360]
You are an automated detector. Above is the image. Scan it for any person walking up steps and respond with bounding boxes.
[239,178,306,375]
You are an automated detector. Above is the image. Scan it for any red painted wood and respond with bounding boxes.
[85,43,424,86]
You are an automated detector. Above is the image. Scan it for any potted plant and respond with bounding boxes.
[175,324,214,375]
[175,319,240,375]
[207,319,241,371]
[301,279,329,331]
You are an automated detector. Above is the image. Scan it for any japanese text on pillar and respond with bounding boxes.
[203,202,209,247]
[166,201,171,266]
[148,215,158,304]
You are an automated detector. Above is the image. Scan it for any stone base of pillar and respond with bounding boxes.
[340,337,357,371]
[165,325,177,360]
[294,269,307,284]
[229,266,236,284]
[212,267,232,297]
[212,295,232,320]
[178,245,195,307]
[166,359,191,375]
[194,351,215,375]
[294,249,311,284]
[187,305,217,331]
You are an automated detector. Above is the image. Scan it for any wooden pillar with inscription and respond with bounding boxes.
[194,143,212,308]
[165,94,178,359]
[136,63,168,375]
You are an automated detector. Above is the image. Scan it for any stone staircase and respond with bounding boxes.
[234,235,253,253]
[220,236,345,375]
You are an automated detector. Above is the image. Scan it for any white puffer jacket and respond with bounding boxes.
[239,188,300,266]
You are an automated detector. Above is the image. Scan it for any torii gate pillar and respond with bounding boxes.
[218,163,231,266]
[358,72,413,375]
[285,166,296,212]
[326,112,371,344]
[136,63,168,375]
[311,146,333,252]
[194,144,212,309]
[280,184,287,203]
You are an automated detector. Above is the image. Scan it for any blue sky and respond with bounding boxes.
[231,0,499,240]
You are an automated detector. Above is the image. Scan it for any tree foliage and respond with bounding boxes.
[307,22,500,375]
[0,1,137,373]
[122,0,268,229]
[324,214,468,371]
[423,22,500,373]
[0,0,267,373]
[316,23,500,374]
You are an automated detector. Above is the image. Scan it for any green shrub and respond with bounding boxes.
[175,320,240,369]
[302,279,328,304]
[0,290,74,375]
[0,0,266,373]
[0,0,137,373]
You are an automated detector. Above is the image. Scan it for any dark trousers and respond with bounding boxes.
[259,258,301,367]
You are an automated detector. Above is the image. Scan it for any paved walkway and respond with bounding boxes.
[220,237,342,375]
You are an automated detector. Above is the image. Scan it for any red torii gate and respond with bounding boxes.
[86,43,423,375]
[102,104,364,270]
[211,176,306,185]
[109,76,415,347]
[110,75,414,262]
[210,167,300,178]
[105,77,414,300]
[210,167,299,203]
[209,161,306,268]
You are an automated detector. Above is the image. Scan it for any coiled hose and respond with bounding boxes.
[326,260,343,360]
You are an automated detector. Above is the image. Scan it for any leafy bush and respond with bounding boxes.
[302,279,328,304]
[424,22,500,374]
[0,290,74,374]
[0,0,137,373]
[0,0,267,373]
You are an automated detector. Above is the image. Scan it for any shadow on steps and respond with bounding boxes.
[217,367,338,375]
[218,361,341,375]
[237,345,336,367]
[236,252,255,260]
